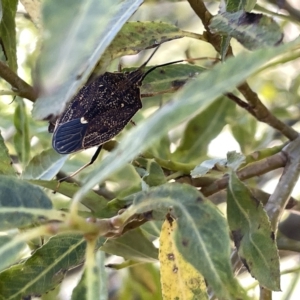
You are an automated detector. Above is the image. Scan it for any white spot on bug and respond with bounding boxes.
[80,117,88,124]
[121,103,124,108]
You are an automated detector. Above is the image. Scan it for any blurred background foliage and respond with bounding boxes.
[1,0,300,299]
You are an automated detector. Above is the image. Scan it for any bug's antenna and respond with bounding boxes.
[141,59,186,82]
[138,45,161,69]
[125,45,162,85]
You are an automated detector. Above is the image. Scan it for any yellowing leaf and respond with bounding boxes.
[159,219,208,300]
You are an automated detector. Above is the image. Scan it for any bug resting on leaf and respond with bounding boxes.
[50,46,191,182]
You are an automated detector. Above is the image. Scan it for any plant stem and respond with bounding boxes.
[267,0,300,22]
[201,151,286,196]
[0,61,37,102]
[259,286,272,300]
[187,0,299,141]
[0,90,17,96]
[238,82,299,140]
[265,137,300,232]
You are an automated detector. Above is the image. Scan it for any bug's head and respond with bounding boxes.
[126,46,160,86]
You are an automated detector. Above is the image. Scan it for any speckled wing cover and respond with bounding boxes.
[52,70,143,154]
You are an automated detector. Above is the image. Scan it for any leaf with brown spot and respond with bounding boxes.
[159,219,208,300]
[95,21,204,74]
[209,11,283,51]
[126,183,248,299]
[227,171,280,290]
[181,238,189,247]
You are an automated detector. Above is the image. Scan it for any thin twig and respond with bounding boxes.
[187,0,299,141]
[277,232,300,253]
[238,83,299,140]
[225,92,257,117]
[267,0,300,21]
[0,90,17,96]
[254,4,300,24]
[201,151,286,196]
[265,137,300,232]
[0,61,37,102]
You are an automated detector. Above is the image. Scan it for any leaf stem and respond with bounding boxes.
[166,171,184,181]
[0,90,17,96]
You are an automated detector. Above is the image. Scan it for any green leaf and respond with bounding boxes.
[173,96,235,163]
[77,37,300,197]
[225,0,256,12]
[227,171,280,290]
[139,64,205,95]
[41,284,61,300]
[227,151,246,170]
[0,0,18,71]
[0,234,97,299]
[72,241,107,300]
[141,220,163,238]
[0,131,15,176]
[101,228,158,263]
[0,175,56,230]
[96,250,108,300]
[191,158,227,178]
[226,0,245,12]
[22,148,68,180]
[146,135,171,161]
[105,197,135,217]
[71,263,96,300]
[143,159,166,187]
[123,183,246,299]
[118,263,162,300]
[220,35,231,61]
[0,231,27,272]
[191,151,245,178]
[28,179,113,217]
[33,0,143,120]
[106,164,142,198]
[228,112,257,153]
[137,158,166,186]
[209,11,283,50]
[95,21,203,74]
[13,98,30,165]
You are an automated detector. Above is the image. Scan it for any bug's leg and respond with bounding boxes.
[55,146,102,192]
[48,121,55,133]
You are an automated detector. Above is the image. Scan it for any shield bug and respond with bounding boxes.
[51,46,192,182]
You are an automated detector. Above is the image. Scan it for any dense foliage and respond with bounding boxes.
[0,0,300,299]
